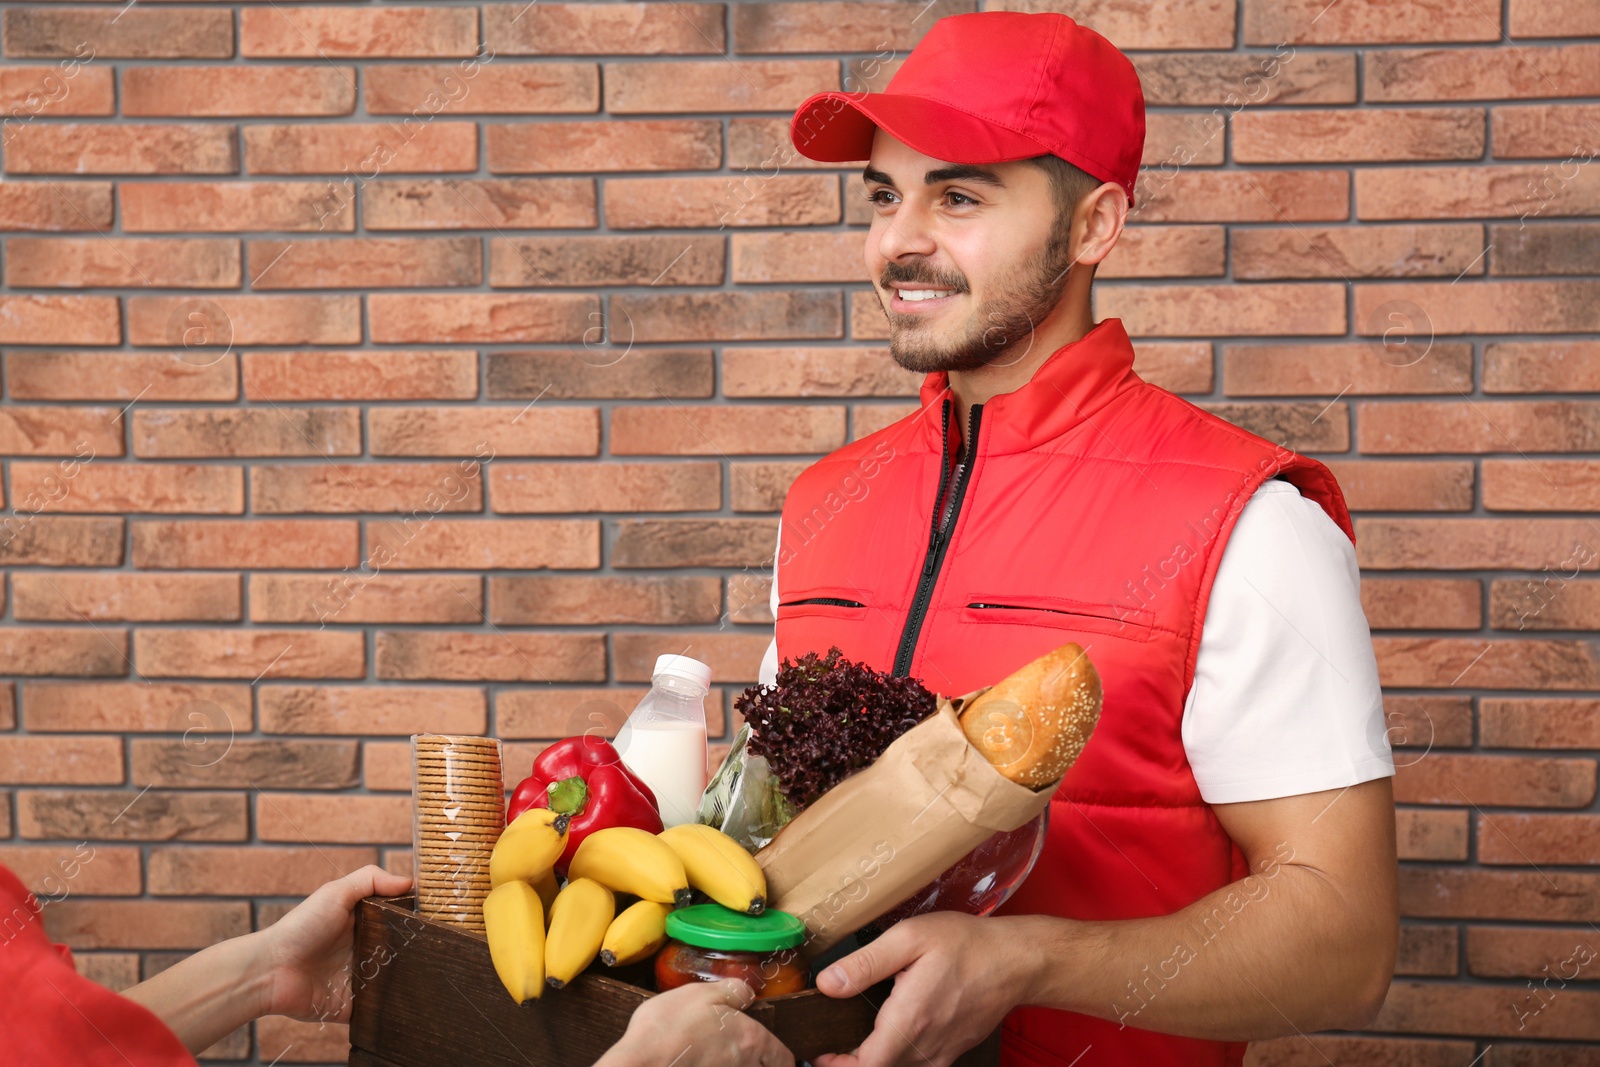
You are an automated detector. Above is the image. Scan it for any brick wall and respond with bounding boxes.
[1,0,1597,1062]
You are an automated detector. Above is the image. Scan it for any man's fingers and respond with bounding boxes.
[816,927,919,998]
[333,864,412,906]
[707,977,758,1011]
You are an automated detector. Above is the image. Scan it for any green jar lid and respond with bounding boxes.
[664,903,807,952]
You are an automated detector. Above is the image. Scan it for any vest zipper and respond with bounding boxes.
[892,398,983,678]
[779,597,865,607]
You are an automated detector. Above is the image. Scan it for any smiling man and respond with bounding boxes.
[759,10,1399,1067]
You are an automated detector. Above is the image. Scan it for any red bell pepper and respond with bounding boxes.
[507,735,663,874]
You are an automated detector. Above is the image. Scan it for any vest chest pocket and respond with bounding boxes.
[776,595,869,621]
[961,595,1156,643]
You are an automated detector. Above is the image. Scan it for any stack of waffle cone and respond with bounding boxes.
[411,734,505,934]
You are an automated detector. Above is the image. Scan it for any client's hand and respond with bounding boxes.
[598,979,796,1067]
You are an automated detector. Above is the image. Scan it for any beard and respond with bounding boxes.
[882,221,1077,375]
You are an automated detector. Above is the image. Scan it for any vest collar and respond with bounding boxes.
[914,316,1141,456]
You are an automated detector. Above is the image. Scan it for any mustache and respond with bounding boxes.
[882,277,966,290]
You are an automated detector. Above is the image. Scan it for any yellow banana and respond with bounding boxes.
[532,866,560,917]
[544,877,614,989]
[568,826,692,907]
[600,900,672,967]
[483,880,546,1003]
[658,823,767,915]
[489,808,570,888]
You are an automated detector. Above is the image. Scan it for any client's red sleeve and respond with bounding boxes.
[0,863,198,1067]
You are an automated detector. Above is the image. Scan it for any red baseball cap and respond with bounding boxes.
[788,10,1145,208]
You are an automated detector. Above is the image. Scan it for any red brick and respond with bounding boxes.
[74,954,142,993]
[1235,109,1484,162]
[1374,636,1600,690]
[1242,0,1500,44]
[1485,340,1600,393]
[497,686,645,740]
[483,2,724,55]
[130,738,358,790]
[723,347,918,397]
[5,237,239,288]
[0,844,141,896]
[1130,171,1350,225]
[362,741,413,791]
[0,181,112,231]
[1361,401,1600,453]
[851,403,918,439]
[24,681,249,733]
[369,406,598,457]
[124,65,355,117]
[611,292,844,342]
[487,119,720,173]
[489,462,720,513]
[1362,578,1482,630]
[1357,281,1600,335]
[375,631,605,682]
[729,117,851,172]
[5,123,236,175]
[1509,0,1600,37]
[1468,927,1600,987]
[1130,343,1213,394]
[246,237,480,288]
[605,174,839,229]
[490,235,722,288]
[1396,753,1595,809]
[1203,402,1349,451]
[1357,518,1600,571]
[0,64,113,116]
[1376,980,1600,1042]
[256,794,412,845]
[13,574,241,623]
[1492,105,1600,160]
[6,352,236,403]
[367,62,597,115]
[132,408,360,458]
[611,404,845,454]
[149,845,377,896]
[0,685,12,731]
[605,60,834,114]
[485,349,715,399]
[1128,50,1355,107]
[131,520,358,569]
[127,294,360,347]
[18,789,245,842]
[1386,695,1475,750]
[0,407,123,456]
[0,628,127,677]
[1103,284,1347,336]
[1395,808,1469,861]
[1074,225,1226,280]
[1399,868,1600,922]
[250,573,482,624]
[362,177,596,230]
[43,900,249,951]
[1396,927,1462,978]
[0,517,123,567]
[613,519,776,569]
[241,7,479,58]
[613,633,772,684]
[731,1,974,52]
[491,575,721,625]
[1370,43,1600,102]
[251,463,483,514]
[243,122,476,175]
[122,181,354,233]
[365,518,597,570]
[3,9,233,59]
[1482,699,1600,749]
[1321,460,1474,511]
[0,736,123,784]
[370,293,597,344]
[1232,224,1486,280]
[10,463,243,514]
[0,295,119,345]
[135,629,365,680]
[1484,460,1600,511]
[241,350,475,400]
[1479,813,1600,865]
[1356,165,1600,221]
[258,685,485,735]
[258,1017,350,1064]
[1223,341,1472,395]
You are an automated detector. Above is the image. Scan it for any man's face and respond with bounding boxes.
[863,131,1076,375]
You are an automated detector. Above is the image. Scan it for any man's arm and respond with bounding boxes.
[813,777,1399,1067]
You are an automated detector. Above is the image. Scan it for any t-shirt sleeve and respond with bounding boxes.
[758,522,780,688]
[1181,478,1395,805]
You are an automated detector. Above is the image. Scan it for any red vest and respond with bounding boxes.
[774,318,1354,1067]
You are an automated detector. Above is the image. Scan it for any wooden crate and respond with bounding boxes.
[349,895,1000,1066]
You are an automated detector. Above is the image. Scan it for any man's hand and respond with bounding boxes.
[258,864,413,1024]
[813,912,1035,1067]
[598,979,796,1067]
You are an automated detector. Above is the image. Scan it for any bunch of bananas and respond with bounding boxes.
[482,813,769,1004]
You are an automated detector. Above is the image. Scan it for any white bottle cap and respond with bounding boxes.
[653,654,711,691]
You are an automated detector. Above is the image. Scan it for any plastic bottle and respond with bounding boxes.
[615,654,712,828]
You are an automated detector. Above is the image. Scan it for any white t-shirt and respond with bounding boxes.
[758,477,1395,805]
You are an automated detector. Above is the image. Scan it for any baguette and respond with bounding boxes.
[957,643,1101,788]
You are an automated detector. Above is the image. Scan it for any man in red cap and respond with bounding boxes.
[763,10,1398,1067]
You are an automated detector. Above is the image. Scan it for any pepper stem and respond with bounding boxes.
[547,776,588,817]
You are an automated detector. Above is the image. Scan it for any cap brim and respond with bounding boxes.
[789,90,1052,166]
